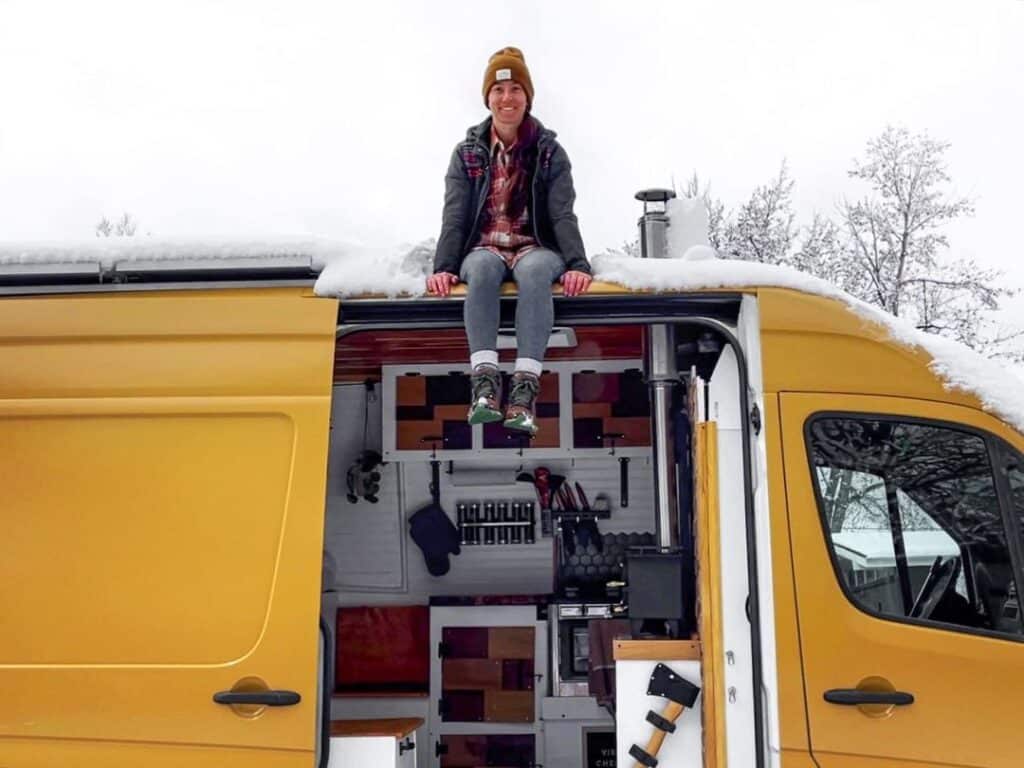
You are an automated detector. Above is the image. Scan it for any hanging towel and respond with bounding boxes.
[588,618,631,716]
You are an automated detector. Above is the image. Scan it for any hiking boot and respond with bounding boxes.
[468,365,503,424]
[504,371,540,435]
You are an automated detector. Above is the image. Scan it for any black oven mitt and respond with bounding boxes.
[409,503,461,577]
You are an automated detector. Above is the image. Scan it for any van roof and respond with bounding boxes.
[2,237,1022,437]
[0,237,325,287]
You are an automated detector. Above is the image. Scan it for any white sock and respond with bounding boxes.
[514,357,543,377]
[470,350,499,371]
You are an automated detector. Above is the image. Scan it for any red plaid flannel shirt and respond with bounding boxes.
[474,127,538,268]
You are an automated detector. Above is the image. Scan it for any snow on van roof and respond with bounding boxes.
[317,240,1024,435]
[2,236,1022,435]
[590,250,1024,435]
[0,236,346,267]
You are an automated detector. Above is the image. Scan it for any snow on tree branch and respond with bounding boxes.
[95,212,140,237]
[711,126,1018,361]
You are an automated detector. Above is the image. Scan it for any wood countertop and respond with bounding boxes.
[330,717,424,739]
[613,639,702,661]
[331,691,429,700]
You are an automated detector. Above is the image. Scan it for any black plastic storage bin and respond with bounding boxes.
[625,546,692,638]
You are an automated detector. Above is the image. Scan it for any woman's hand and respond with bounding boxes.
[427,272,460,297]
[560,270,592,297]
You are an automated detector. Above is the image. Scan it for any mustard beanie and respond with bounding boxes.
[482,47,534,108]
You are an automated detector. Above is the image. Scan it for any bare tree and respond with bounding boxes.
[836,126,1019,357]
[607,131,1020,358]
[721,162,796,264]
[791,213,839,273]
[95,212,139,237]
[114,212,137,237]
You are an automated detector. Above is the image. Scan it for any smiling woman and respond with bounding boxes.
[427,46,593,437]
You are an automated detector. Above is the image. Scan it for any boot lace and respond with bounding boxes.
[472,367,500,400]
[508,374,539,408]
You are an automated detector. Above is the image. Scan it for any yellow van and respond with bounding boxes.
[1,243,1022,768]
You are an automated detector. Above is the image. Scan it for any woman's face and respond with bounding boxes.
[488,81,528,133]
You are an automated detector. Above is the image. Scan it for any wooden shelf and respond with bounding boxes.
[330,717,424,739]
[613,638,702,661]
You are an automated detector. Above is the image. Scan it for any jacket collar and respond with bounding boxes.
[466,116,556,151]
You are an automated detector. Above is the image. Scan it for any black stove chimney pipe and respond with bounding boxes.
[636,189,680,549]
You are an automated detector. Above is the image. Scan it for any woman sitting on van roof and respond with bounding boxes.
[427,46,592,435]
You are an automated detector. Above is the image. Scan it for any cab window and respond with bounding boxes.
[1007,455,1024,531]
[806,416,1023,638]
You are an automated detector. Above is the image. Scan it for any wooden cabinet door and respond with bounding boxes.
[428,606,546,768]
[440,627,536,723]
[437,734,535,767]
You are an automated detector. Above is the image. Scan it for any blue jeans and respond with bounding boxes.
[459,247,566,361]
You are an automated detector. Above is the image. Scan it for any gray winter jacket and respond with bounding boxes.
[433,117,591,276]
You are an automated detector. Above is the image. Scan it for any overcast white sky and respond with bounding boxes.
[1,0,1022,322]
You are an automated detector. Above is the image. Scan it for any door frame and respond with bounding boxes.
[337,291,770,768]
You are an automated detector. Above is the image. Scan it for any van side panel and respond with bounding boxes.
[0,288,337,766]
[757,288,980,407]
[0,739,311,768]
[5,408,295,664]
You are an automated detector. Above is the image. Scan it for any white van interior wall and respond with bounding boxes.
[374,459,658,603]
[706,345,759,766]
[325,461,405,591]
[324,385,659,607]
[325,383,384,500]
[323,384,403,591]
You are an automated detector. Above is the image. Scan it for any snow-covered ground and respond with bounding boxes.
[1,236,1022,434]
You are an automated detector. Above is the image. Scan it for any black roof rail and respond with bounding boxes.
[0,255,319,290]
[337,292,744,327]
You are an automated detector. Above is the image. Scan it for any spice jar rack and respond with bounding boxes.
[456,500,536,546]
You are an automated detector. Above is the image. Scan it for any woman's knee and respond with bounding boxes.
[513,249,564,287]
[460,249,506,286]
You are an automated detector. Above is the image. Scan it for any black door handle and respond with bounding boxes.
[213,690,301,706]
[824,689,913,706]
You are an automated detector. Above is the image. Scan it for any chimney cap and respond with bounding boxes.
[634,188,677,203]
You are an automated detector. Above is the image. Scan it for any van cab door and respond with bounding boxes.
[0,288,337,767]
[779,393,1024,768]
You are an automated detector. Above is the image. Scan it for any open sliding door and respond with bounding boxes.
[0,287,337,767]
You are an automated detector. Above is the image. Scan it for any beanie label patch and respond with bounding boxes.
[495,68,512,81]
